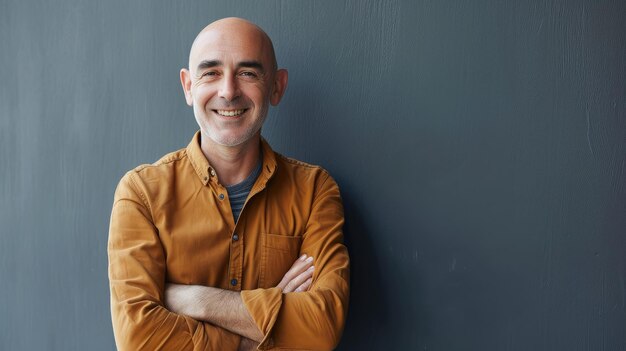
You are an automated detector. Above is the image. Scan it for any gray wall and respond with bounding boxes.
[1,0,625,350]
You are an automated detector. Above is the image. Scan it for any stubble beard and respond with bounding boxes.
[196,107,268,148]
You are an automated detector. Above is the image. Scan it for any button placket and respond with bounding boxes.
[229,224,242,290]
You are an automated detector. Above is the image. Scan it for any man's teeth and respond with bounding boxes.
[216,109,245,117]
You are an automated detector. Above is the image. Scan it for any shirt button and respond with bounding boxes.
[230,278,238,286]
[210,169,216,177]
[232,233,239,241]
[218,194,225,200]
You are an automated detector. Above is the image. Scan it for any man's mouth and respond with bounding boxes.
[214,109,247,117]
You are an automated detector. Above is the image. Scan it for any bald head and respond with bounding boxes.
[179,17,289,148]
[188,17,277,74]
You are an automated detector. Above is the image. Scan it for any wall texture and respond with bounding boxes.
[1,0,625,350]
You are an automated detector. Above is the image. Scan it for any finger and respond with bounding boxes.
[287,265,314,290]
[278,255,314,289]
[283,255,310,279]
[289,255,313,275]
[285,267,315,292]
[284,266,314,293]
[295,278,313,292]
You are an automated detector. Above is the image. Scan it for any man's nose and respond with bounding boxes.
[218,75,241,102]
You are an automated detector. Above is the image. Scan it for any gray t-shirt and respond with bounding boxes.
[225,156,263,223]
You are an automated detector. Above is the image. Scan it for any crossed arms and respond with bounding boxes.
[108,171,349,351]
[164,255,316,350]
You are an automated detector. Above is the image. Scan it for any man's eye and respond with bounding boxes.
[240,71,257,78]
[202,71,217,77]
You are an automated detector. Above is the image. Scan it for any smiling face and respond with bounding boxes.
[180,18,288,147]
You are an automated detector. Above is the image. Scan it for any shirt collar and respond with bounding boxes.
[186,131,278,186]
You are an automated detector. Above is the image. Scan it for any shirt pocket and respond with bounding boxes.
[259,233,302,288]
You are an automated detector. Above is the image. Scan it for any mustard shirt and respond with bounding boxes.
[108,131,350,350]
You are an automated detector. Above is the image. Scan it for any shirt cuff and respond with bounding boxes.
[241,287,283,350]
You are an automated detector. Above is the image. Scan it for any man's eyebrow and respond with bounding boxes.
[195,60,265,73]
[196,60,222,71]
[237,61,265,73]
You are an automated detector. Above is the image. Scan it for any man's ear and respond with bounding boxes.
[270,69,288,106]
[180,68,193,106]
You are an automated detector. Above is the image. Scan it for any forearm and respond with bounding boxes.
[167,284,264,342]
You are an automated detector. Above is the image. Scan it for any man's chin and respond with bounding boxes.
[205,132,257,148]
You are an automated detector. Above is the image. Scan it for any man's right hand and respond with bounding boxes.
[276,254,315,293]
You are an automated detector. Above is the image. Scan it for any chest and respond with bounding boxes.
[153,183,310,289]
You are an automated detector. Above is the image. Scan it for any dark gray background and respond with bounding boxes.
[1,0,625,350]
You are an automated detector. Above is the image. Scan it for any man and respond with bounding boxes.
[108,17,349,351]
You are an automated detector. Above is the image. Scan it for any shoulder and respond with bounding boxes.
[275,152,329,177]
[277,153,324,171]
[115,147,190,199]
[272,152,339,193]
[132,147,188,176]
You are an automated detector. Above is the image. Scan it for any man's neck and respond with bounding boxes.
[200,132,261,186]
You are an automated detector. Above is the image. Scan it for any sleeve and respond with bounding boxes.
[108,172,241,351]
[241,172,350,351]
